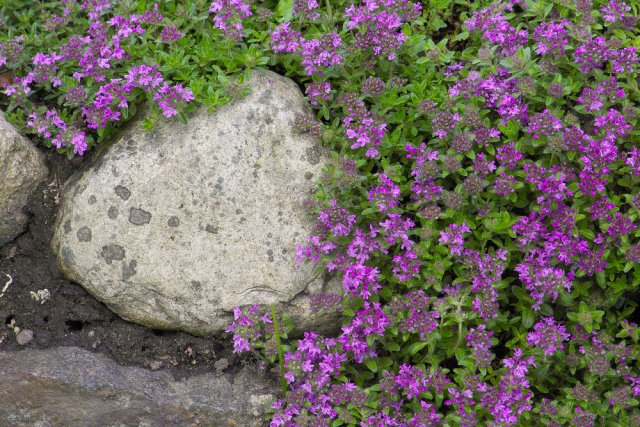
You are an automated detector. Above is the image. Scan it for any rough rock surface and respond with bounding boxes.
[0,347,276,426]
[52,70,340,336]
[0,113,48,246]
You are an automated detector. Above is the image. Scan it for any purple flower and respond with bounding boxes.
[574,36,610,72]
[209,0,252,40]
[626,147,640,175]
[293,0,320,21]
[493,172,517,196]
[152,82,195,118]
[389,290,439,340]
[533,20,570,57]
[527,317,570,356]
[465,5,528,56]
[439,222,471,256]
[466,324,495,368]
[270,22,301,54]
[342,95,386,158]
[368,174,401,211]
[300,32,343,76]
[601,1,632,23]
[514,262,572,310]
[342,262,381,299]
[611,46,638,73]
[344,0,421,61]
[495,142,523,169]
[524,109,563,139]
[305,81,332,105]
[160,26,183,42]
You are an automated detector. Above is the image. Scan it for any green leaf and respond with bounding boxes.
[276,0,293,21]
[522,308,534,329]
[364,358,378,373]
[406,341,428,355]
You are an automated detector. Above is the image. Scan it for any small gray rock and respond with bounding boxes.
[15,329,34,346]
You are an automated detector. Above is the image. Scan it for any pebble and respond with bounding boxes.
[16,329,34,345]
[148,361,162,371]
[214,358,229,373]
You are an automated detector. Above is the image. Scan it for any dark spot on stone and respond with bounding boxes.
[267,233,272,238]
[304,172,314,180]
[258,89,273,104]
[112,166,120,177]
[205,224,218,234]
[61,247,76,265]
[63,220,72,235]
[100,245,125,265]
[247,111,255,121]
[282,249,288,254]
[239,217,246,223]
[306,146,321,165]
[168,216,180,227]
[107,206,119,220]
[88,195,97,205]
[277,211,283,216]
[76,227,92,242]
[264,115,273,125]
[271,139,280,146]
[235,208,242,214]
[191,281,202,291]
[129,208,152,226]
[122,260,137,281]
[115,185,131,201]
[267,249,274,262]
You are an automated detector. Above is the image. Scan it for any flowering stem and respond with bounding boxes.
[325,0,333,27]
[456,321,464,349]
[271,305,287,395]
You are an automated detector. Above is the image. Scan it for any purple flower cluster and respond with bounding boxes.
[27,110,88,155]
[533,20,570,57]
[527,317,570,356]
[300,33,344,76]
[344,0,421,61]
[466,324,495,368]
[209,0,252,40]
[2,2,194,155]
[341,93,387,157]
[304,81,332,105]
[389,290,440,340]
[270,23,302,54]
[292,0,320,21]
[439,222,471,256]
[368,173,401,211]
[465,5,528,56]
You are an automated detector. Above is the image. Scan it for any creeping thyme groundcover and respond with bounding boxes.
[2,0,640,425]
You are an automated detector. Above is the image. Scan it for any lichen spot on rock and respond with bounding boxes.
[100,244,125,265]
[129,208,152,226]
[76,227,92,242]
[114,185,131,201]
[122,260,137,281]
[167,216,180,227]
[107,206,119,220]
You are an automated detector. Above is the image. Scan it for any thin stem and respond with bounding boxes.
[271,305,287,395]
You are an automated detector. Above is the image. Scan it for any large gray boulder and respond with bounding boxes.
[0,347,276,426]
[52,70,340,336]
[0,113,48,246]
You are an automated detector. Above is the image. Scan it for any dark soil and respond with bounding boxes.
[0,148,244,379]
